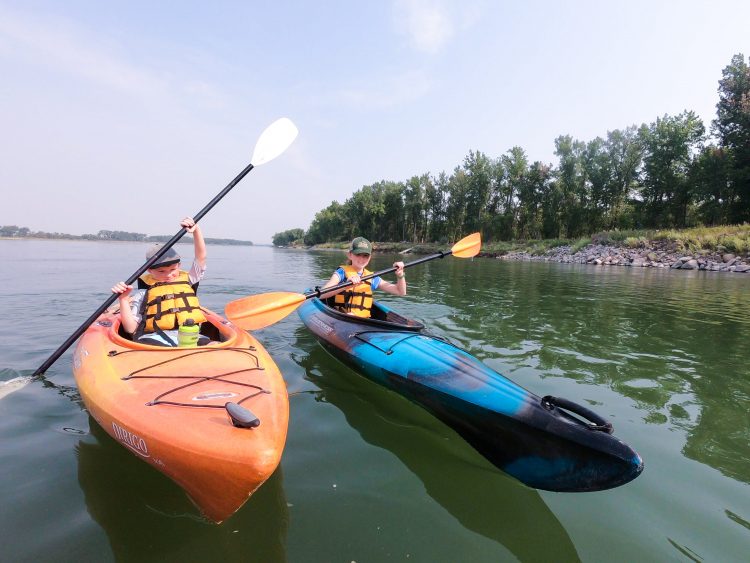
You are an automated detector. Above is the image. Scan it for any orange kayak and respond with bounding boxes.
[72,308,289,523]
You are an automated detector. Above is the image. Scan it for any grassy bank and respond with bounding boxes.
[480,224,750,257]
[297,225,750,257]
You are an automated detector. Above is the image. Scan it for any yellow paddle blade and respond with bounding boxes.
[225,291,306,331]
[451,232,481,258]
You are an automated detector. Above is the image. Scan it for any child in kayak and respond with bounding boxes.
[320,236,406,318]
[111,217,208,346]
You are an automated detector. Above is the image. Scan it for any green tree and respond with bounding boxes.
[554,135,588,237]
[445,167,469,241]
[381,181,405,241]
[540,177,564,239]
[461,150,493,236]
[403,174,431,242]
[272,228,305,246]
[425,172,448,242]
[713,53,750,222]
[516,162,551,239]
[605,126,643,229]
[581,136,611,232]
[1,225,21,237]
[640,112,705,227]
[496,147,528,240]
[690,146,733,225]
[343,184,384,240]
[304,201,347,245]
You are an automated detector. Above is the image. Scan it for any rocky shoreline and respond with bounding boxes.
[295,240,750,274]
[489,241,750,273]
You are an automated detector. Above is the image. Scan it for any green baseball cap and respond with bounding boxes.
[349,237,372,255]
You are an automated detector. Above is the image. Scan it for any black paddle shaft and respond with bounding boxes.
[33,162,255,376]
[310,249,452,299]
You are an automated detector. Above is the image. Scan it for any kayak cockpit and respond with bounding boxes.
[106,307,241,349]
[318,296,425,331]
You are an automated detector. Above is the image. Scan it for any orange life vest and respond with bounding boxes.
[137,271,206,334]
[332,265,374,318]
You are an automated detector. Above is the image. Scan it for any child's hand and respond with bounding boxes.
[181,217,199,234]
[347,273,362,285]
[111,282,132,297]
[393,261,405,278]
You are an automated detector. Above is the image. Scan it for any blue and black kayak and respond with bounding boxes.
[298,297,643,492]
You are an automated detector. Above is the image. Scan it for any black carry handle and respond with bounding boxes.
[542,395,614,434]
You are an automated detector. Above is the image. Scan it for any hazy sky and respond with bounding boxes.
[2,1,749,243]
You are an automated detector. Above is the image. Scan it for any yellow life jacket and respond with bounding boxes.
[333,265,373,318]
[137,271,207,334]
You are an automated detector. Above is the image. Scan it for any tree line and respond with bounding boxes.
[0,226,253,246]
[277,54,750,246]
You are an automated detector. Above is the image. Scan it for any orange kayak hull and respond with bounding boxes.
[73,309,289,523]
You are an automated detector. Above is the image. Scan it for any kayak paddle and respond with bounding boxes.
[33,117,299,376]
[225,232,481,331]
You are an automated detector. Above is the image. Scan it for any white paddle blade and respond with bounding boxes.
[0,376,31,401]
[251,117,299,166]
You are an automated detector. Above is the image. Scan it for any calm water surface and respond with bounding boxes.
[1,240,749,562]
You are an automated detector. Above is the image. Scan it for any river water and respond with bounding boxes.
[1,239,749,562]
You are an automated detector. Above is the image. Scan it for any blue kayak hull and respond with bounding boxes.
[299,298,643,492]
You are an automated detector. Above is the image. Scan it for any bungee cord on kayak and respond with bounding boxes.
[105,346,272,431]
[110,347,271,411]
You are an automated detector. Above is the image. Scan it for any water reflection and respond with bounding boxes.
[440,261,750,487]
[76,418,289,562]
[294,330,580,562]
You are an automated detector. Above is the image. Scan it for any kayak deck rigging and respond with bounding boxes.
[107,346,272,411]
[353,329,454,356]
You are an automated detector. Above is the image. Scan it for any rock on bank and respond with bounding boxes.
[496,242,750,273]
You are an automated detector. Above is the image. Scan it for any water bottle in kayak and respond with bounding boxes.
[178,319,200,347]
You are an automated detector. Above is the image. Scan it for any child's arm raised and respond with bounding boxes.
[182,217,206,270]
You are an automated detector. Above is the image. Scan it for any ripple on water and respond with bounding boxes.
[621,378,662,389]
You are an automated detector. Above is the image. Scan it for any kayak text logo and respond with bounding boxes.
[310,316,333,335]
[112,421,150,458]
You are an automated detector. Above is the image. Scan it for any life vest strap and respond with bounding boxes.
[147,305,201,320]
[339,295,370,311]
[146,291,194,307]
[336,288,372,313]
[149,280,192,288]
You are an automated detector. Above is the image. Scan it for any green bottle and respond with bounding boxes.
[178,319,200,347]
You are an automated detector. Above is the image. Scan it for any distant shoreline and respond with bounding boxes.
[0,237,253,246]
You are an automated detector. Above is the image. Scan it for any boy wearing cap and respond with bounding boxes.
[320,236,406,318]
[111,217,208,346]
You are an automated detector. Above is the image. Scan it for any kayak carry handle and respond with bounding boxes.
[541,395,614,434]
[225,402,260,429]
